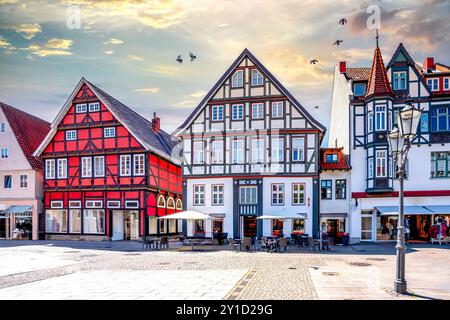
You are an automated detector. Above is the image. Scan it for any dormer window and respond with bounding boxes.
[325,153,338,163]
[444,78,449,90]
[251,69,263,86]
[353,83,366,96]
[427,78,439,91]
[393,71,407,90]
[231,70,243,88]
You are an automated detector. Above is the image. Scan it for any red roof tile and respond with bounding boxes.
[346,67,371,81]
[320,148,351,171]
[365,47,393,98]
[0,102,50,171]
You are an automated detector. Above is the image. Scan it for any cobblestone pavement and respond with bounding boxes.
[0,241,448,300]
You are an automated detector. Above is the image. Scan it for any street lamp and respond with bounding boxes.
[388,100,422,294]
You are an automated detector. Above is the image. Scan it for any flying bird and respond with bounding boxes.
[339,18,347,25]
[333,40,344,46]
[314,105,319,109]
[310,59,318,65]
[189,52,197,62]
[176,55,183,63]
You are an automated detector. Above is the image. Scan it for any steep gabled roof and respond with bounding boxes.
[34,78,180,165]
[365,46,393,99]
[174,48,326,136]
[0,102,50,171]
[320,147,351,171]
[346,68,371,81]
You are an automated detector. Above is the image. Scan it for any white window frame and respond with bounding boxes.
[175,199,182,210]
[368,158,374,178]
[0,123,5,132]
[88,102,100,112]
[232,140,244,164]
[427,78,439,91]
[252,103,264,119]
[291,137,305,162]
[211,140,224,164]
[104,127,116,138]
[45,159,55,179]
[65,130,77,141]
[239,186,257,205]
[1,147,8,159]
[81,157,92,178]
[120,155,131,176]
[157,195,166,208]
[231,70,243,88]
[232,104,244,120]
[193,185,205,206]
[444,77,450,90]
[75,103,87,113]
[133,154,145,176]
[85,200,103,208]
[271,101,284,118]
[212,184,224,206]
[50,201,64,209]
[193,141,204,164]
[211,105,224,121]
[57,158,67,179]
[251,69,263,86]
[271,138,284,162]
[166,197,175,209]
[367,105,374,133]
[375,150,387,178]
[375,105,386,131]
[19,174,28,188]
[69,201,81,208]
[393,71,407,90]
[271,183,285,206]
[107,200,121,209]
[125,200,139,209]
[251,138,264,163]
[292,183,305,205]
[93,156,105,177]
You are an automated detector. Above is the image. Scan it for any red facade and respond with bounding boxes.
[37,80,182,240]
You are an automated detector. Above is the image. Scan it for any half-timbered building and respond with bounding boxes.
[330,38,450,243]
[174,49,325,239]
[34,78,183,241]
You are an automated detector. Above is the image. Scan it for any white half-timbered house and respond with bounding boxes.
[330,39,450,243]
[174,49,325,239]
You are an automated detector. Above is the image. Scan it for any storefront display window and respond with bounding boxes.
[169,219,177,233]
[292,219,305,234]
[69,210,81,233]
[148,217,157,234]
[46,210,67,233]
[376,216,398,240]
[83,209,105,234]
[272,219,283,236]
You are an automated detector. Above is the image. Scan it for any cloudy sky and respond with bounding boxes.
[0,0,449,145]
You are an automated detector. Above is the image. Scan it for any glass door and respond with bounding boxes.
[361,213,373,241]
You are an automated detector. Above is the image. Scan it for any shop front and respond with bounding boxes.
[1,205,33,240]
[320,213,347,245]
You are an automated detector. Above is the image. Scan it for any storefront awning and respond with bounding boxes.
[376,206,434,216]
[2,205,32,214]
[320,213,348,218]
[423,205,450,215]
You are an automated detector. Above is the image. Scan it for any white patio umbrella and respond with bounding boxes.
[157,210,212,221]
[256,210,308,220]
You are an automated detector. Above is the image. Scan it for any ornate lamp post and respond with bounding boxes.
[388,101,422,294]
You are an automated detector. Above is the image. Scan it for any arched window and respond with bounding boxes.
[157,195,166,208]
[176,199,183,210]
[167,197,175,209]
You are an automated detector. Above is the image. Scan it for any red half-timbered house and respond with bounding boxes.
[34,78,182,240]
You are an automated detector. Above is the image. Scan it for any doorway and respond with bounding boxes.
[241,216,257,238]
[112,210,139,241]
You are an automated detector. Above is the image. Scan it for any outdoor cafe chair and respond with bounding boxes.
[229,238,241,250]
[278,237,288,252]
[308,237,320,252]
[242,237,255,251]
[159,236,169,250]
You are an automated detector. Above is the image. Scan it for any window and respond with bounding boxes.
[232,104,244,120]
[169,219,177,233]
[0,123,5,132]
[211,140,223,164]
[148,217,158,234]
[431,152,450,178]
[420,112,429,133]
[20,174,28,188]
[393,71,407,90]
[94,156,105,177]
[88,102,100,112]
[367,105,374,133]
[292,137,305,161]
[361,213,373,240]
[431,107,450,132]
[321,180,332,199]
[271,138,284,162]
[368,158,374,178]
[45,159,55,179]
[166,197,175,209]
[251,139,264,163]
[353,83,366,96]
[51,201,63,208]
[69,201,81,208]
[1,148,8,159]
[75,103,87,113]
[326,153,338,163]
[107,201,120,208]
[4,175,12,188]
[82,157,92,177]
[65,130,77,141]
[212,185,224,206]
[292,183,305,205]
[445,78,450,90]
[83,210,105,234]
[271,101,283,118]
[119,155,131,176]
[176,199,182,210]
[252,103,264,119]
[85,200,103,208]
[46,210,67,233]
[157,195,166,208]
[231,70,243,88]
[133,154,145,176]
[211,105,224,121]
[240,186,257,204]
[376,150,387,177]
[104,127,116,138]
[193,141,204,164]
[427,78,439,91]
[375,105,386,131]
[271,184,284,205]
[193,185,205,205]
[159,219,166,233]
[69,210,81,233]
[232,140,244,163]
[292,219,305,234]
[251,69,263,86]
[57,158,67,179]
[335,180,346,199]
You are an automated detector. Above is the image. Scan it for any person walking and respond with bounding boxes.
[404,217,410,245]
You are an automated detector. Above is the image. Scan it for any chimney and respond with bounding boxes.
[339,61,347,74]
[152,112,160,134]
[423,57,435,71]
